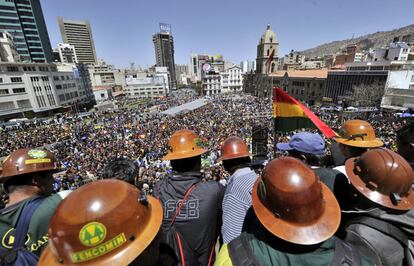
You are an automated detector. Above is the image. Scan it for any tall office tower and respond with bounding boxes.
[58,17,97,65]
[153,25,176,89]
[0,0,53,62]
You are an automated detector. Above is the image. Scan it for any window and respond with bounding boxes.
[0,5,15,11]
[0,18,19,24]
[18,11,33,16]
[0,78,2,83]
[11,77,22,83]
[409,85,414,90]
[100,93,105,98]
[0,89,9,95]
[17,100,31,108]
[12,88,25,93]
[0,101,14,111]
[412,75,414,82]
[7,66,19,72]
[0,11,18,17]
[58,94,65,101]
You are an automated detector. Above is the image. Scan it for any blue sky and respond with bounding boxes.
[41,0,414,69]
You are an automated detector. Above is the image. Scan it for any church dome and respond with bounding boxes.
[260,24,277,44]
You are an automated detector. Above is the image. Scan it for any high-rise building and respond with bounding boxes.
[0,0,53,62]
[153,28,176,89]
[58,17,97,65]
[256,24,279,74]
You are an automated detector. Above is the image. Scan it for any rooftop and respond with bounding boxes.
[269,69,328,79]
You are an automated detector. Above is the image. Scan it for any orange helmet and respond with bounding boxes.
[218,136,251,161]
[346,148,414,210]
[0,148,60,183]
[252,157,340,245]
[334,120,383,148]
[163,129,207,160]
[38,179,163,265]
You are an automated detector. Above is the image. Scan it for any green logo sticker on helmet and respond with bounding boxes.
[79,222,107,247]
[195,138,204,148]
[27,149,47,159]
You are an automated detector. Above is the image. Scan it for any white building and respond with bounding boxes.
[56,43,78,63]
[381,63,414,110]
[203,73,221,96]
[203,65,243,95]
[93,87,113,102]
[154,67,170,94]
[372,42,410,62]
[0,62,95,121]
[227,65,243,92]
[0,31,19,63]
[125,75,167,98]
[88,63,126,92]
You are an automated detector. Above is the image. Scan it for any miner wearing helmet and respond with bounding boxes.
[341,148,414,265]
[0,148,70,261]
[215,157,375,265]
[218,136,256,243]
[332,120,384,176]
[153,129,224,266]
[38,179,163,265]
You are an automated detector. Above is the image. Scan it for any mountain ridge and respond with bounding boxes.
[301,24,414,58]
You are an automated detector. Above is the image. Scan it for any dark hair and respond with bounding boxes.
[170,155,201,173]
[101,158,138,185]
[222,157,251,173]
[288,150,323,167]
[397,121,414,144]
[3,173,33,193]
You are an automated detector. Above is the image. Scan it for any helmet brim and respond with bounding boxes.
[251,178,341,245]
[334,137,384,148]
[345,157,414,211]
[38,195,163,266]
[162,148,207,161]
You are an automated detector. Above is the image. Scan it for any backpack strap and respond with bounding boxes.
[170,183,196,226]
[347,216,408,247]
[13,197,45,249]
[332,238,361,266]
[228,233,261,266]
[347,216,413,266]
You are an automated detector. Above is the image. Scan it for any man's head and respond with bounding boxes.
[163,130,207,173]
[0,148,59,196]
[276,132,325,166]
[38,179,163,266]
[334,120,383,159]
[345,148,414,211]
[219,136,251,174]
[101,157,138,185]
[252,157,340,245]
[396,121,414,167]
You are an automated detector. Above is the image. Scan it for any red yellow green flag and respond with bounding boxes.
[273,86,336,138]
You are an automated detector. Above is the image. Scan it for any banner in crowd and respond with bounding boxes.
[273,86,336,138]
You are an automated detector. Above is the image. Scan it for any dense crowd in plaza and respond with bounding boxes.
[0,90,411,191]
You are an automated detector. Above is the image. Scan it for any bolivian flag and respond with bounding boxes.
[273,86,336,138]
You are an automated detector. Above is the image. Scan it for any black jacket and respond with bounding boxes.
[153,172,225,266]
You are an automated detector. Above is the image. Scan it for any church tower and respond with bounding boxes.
[256,24,279,74]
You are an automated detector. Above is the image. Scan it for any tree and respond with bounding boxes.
[349,83,385,107]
